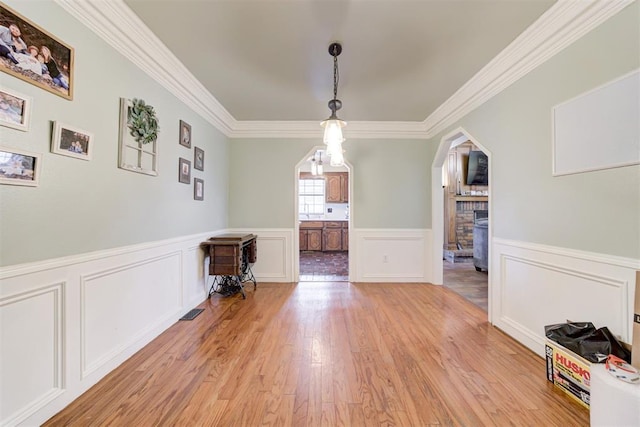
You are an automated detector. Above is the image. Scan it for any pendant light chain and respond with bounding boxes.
[333,48,339,102]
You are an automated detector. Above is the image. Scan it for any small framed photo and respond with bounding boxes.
[51,121,93,160]
[0,87,31,131]
[179,157,191,184]
[179,120,191,148]
[0,147,41,186]
[194,178,204,201]
[194,146,204,171]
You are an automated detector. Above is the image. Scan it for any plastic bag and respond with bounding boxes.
[545,322,631,364]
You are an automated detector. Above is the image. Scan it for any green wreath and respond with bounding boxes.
[128,98,159,145]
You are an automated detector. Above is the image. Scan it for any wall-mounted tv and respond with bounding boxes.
[466,151,488,185]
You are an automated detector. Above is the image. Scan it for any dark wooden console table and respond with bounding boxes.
[201,233,257,299]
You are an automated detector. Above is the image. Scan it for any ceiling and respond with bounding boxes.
[123,0,555,123]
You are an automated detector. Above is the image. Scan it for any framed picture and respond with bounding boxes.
[179,120,191,148]
[0,146,41,186]
[194,178,204,201]
[0,3,74,100]
[179,157,191,184]
[0,86,31,131]
[118,98,158,176]
[51,121,93,160]
[194,146,204,171]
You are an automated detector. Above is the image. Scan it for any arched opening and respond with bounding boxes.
[432,128,493,322]
[293,146,353,282]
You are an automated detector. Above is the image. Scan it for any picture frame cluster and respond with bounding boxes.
[1,3,208,201]
[178,119,205,201]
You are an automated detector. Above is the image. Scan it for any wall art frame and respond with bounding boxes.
[194,177,204,200]
[0,146,41,186]
[51,121,93,160]
[0,3,74,100]
[0,86,31,131]
[194,146,204,171]
[179,157,191,184]
[179,120,191,148]
[118,98,158,176]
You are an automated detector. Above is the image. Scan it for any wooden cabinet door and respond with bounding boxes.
[323,228,342,251]
[325,174,342,202]
[299,230,308,251]
[307,229,322,251]
[340,173,348,202]
[342,228,349,250]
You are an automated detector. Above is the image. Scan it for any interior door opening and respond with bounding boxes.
[432,128,492,322]
[295,147,350,282]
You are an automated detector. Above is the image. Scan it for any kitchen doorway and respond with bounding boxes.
[295,146,351,282]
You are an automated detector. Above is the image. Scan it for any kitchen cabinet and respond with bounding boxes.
[342,227,349,250]
[322,222,343,251]
[300,221,348,251]
[300,221,323,251]
[325,173,348,203]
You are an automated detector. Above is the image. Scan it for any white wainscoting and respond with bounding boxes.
[227,229,294,282]
[229,228,435,283]
[0,232,216,427]
[491,238,639,357]
[352,229,433,283]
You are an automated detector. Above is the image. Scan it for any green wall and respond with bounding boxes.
[229,138,434,229]
[430,2,640,258]
[0,1,230,267]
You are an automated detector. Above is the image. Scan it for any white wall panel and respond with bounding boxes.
[0,283,64,426]
[354,229,432,283]
[492,238,639,357]
[226,229,293,282]
[80,252,182,378]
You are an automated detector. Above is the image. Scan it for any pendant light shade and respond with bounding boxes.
[320,42,347,164]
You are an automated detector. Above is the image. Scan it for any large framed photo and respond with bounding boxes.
[0,86,30,131]
[194,146,204,171]
[178,157,191,184]
[179,120,191,148]
[0,3,74,100]
[0,146,41,186]
[194,178,204,201]
[51,121,93,160]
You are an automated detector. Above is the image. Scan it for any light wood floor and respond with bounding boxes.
[44,282,589,426]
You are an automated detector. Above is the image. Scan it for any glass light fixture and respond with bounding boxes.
[330,148,345,167]
[317,152,324,175]
[320,42,347,155]
[310,156,317,175]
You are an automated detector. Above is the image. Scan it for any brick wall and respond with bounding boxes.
[455,201,488,249]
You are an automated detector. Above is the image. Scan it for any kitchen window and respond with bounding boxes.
[299,179,325,217]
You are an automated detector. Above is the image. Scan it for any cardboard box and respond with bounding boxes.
[545,339,591,408]
[632,271,640,369]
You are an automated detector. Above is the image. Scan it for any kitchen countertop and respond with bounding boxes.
[299,218,348,221]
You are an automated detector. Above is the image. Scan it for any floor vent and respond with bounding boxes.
[179,308,204,321]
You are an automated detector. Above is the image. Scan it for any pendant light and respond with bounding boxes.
[320,42,346,166]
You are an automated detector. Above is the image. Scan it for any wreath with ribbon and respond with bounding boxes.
[128,98,159,145]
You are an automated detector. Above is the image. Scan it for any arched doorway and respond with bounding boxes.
[293,146,353,282]
[432,128,493,322]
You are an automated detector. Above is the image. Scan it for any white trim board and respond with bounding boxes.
[552,69,640,176]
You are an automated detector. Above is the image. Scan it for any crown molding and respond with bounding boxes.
[53,0,237,137]
[422,0,635,138]
[231,120,428,139]
[54,0,633,140]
